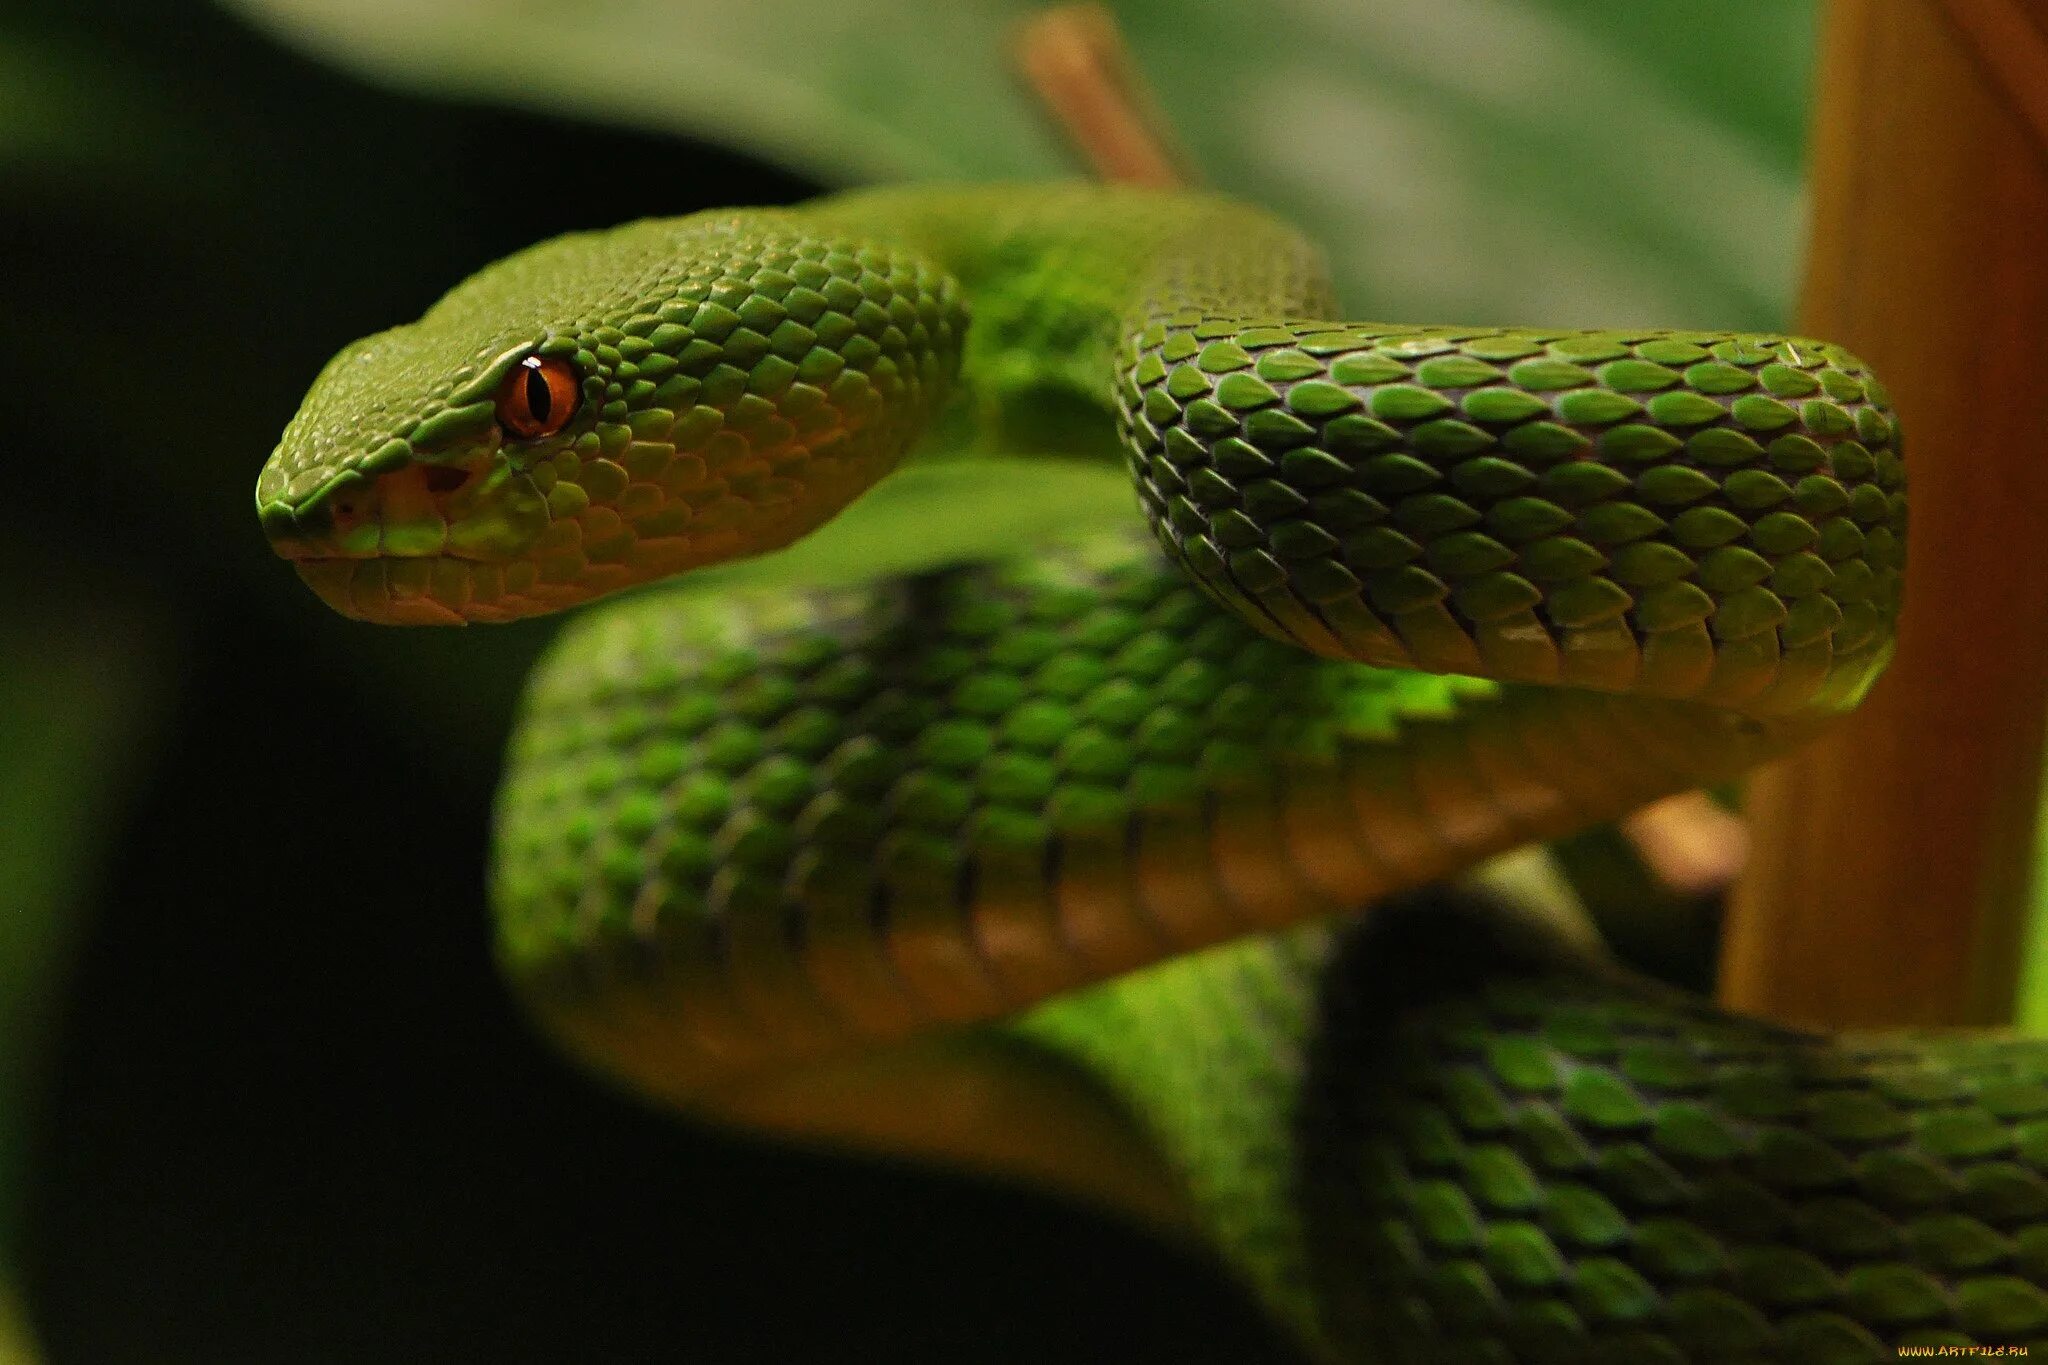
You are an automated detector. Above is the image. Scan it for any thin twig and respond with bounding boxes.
[1013,4,1196,187]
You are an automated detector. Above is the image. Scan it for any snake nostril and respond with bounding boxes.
[422,465,471,496]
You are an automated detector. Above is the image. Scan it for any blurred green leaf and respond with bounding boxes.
[0,602,166,1250]
[222,0,1814,329]
[0,33,213,190]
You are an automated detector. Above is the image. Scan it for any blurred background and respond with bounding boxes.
[7,0,2024,1360]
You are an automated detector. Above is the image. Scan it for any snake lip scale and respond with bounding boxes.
[252,186,2048,1364]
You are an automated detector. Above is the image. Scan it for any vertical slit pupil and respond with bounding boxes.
[524,364,553,423]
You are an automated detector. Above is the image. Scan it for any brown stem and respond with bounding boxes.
[1720,0,2048,1028]
[1013,4,1195,188]
[1936,0,2048,158]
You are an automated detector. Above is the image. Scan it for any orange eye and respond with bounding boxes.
[494,354,580,440]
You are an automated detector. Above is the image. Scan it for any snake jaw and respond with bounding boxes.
[285,549,586,626]
[287,557,465,626]
[261,447,563,624]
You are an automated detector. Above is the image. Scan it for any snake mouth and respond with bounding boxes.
[261,459,535,564]
[266,459,573,623]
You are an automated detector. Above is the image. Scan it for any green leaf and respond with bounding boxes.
[222,0,1814,331]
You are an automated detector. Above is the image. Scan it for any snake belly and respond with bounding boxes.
[258,185,2048,1362]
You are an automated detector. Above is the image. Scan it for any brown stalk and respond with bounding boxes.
[1720,0,2048,1027]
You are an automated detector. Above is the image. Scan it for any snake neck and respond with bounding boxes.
[806,184,1337,467]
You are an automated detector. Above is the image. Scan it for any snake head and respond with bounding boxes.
[258,214,964,624]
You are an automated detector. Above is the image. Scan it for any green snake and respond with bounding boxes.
[255,185,2048,1362]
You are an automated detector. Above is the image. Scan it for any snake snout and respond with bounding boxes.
[263,460,488,563]
[259,453,560,625]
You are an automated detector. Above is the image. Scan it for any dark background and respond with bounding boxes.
[7,1,1301,1358]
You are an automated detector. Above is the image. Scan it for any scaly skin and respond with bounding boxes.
[257,186,2048,1362]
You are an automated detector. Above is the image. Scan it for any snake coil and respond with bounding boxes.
[259,187,2048,1364]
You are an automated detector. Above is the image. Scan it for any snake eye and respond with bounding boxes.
[495,354,580,440]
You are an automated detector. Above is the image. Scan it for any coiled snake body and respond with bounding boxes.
[257,186,2048,1362]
